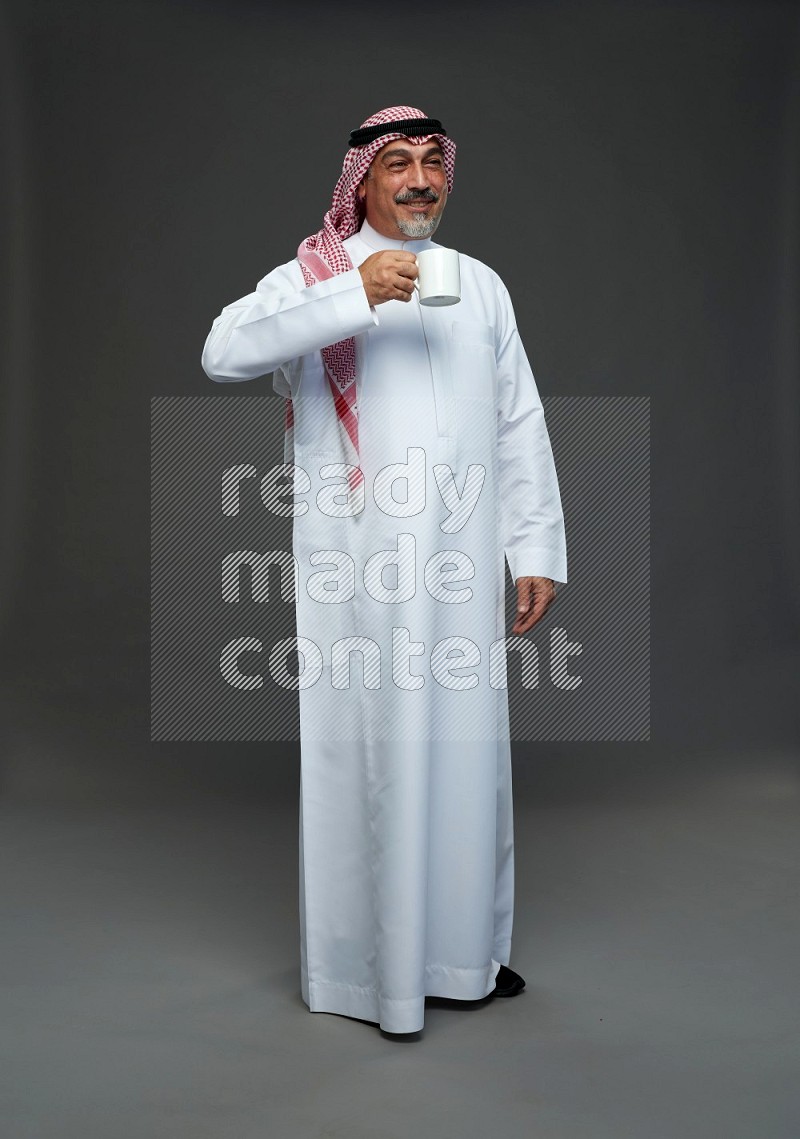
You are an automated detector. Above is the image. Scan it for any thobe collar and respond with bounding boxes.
[356,217,437,253]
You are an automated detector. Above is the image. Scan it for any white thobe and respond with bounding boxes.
[202,218,567,1032]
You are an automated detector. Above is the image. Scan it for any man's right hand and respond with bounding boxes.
[358,251,418,306]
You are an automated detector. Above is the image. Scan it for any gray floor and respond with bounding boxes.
[1,706,798,1137]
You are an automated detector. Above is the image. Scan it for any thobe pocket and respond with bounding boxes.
[450,321,497,401]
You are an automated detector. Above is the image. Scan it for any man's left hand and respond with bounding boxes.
[511,576,556,635]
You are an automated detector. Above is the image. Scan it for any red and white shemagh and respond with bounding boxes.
[285,106,456,497]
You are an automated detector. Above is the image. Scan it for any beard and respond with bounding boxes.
[395,211,442,238]
[393,187,443,238]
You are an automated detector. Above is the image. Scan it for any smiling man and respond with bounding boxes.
[360,138,448,238]
[201,105,568,1035]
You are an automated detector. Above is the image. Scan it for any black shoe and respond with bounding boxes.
[490,964,525,997]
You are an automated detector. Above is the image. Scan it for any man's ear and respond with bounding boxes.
[357,179,367,202]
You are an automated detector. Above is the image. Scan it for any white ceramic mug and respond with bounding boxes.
[415,247,461,306]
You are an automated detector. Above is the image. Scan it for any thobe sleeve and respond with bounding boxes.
[494,283,568,588]
[201,260,378,383]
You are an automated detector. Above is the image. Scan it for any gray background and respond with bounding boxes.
[1,1,798,1136]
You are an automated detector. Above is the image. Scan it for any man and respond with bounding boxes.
[202,106,567,1034]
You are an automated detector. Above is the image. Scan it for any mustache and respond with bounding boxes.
[394,188,440,204]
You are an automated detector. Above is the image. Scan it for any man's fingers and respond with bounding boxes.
[359,251,422,306]
[395,261,419,280]
[516,579,532,614]
[511,577,556,634]
[513,598,544,634]
[392,277,415,299]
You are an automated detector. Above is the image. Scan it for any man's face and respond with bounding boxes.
[357,140,448,240]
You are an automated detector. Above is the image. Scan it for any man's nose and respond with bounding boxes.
[407,164,432,188]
